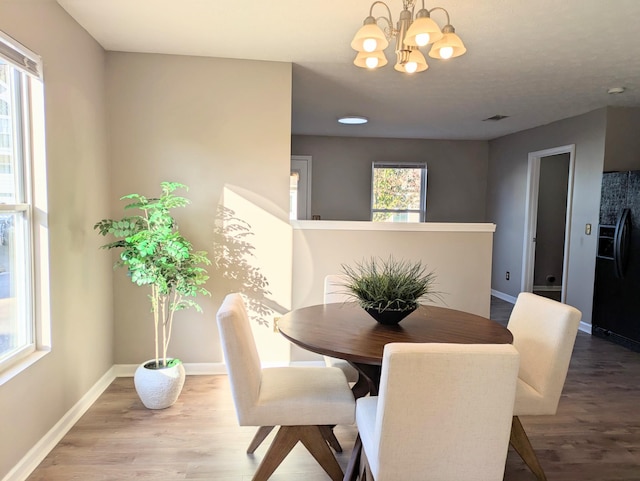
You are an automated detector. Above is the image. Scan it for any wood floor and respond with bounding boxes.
[26,298,640,481]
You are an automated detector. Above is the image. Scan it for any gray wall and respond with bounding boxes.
[291,135,489,222]
[603,107,640,172]
[534,153,570,287]
[487,108,608,324]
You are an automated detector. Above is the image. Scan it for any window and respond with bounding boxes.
[0,31,48,375]
[371,163,427,222]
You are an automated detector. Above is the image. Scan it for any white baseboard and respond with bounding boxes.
[2,366,117,481]
[491,289,517,304]
[579,321,591,334]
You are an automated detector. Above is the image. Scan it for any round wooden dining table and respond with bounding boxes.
[278,302,513,398]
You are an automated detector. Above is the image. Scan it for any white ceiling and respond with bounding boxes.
[56,0,640,140]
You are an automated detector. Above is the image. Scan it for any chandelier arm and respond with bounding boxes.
[428,6,451,25]
[369,1,397,39]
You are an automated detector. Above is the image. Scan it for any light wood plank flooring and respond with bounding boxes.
[25,298,640,480]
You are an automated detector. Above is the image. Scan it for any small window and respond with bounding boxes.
[371,163,427,222]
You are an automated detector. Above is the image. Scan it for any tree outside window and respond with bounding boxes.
[371,163,427,222]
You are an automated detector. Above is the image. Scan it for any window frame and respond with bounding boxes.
[0,30,48,379]
[371,162,428,222]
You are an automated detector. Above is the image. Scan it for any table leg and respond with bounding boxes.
[349,363,381,398]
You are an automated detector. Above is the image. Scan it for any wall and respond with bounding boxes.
[487,109,607,324]
[534,153,570,287]
[291,221,495,361]
[291,135,489,222]
[603,107,640,172]
[106,52,293,365]
[0,1,112,479]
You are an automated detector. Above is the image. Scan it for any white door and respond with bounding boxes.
[290,155,312,220]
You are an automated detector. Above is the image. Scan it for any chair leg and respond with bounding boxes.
[252,426,301,481]
[252,426,344,481]
[510,416,548,481]
[247,426,275,454]
[298,425,345,481]
[343,434,362,481]
[320,425,343,452]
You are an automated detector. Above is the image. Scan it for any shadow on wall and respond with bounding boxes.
[213,205,273,327]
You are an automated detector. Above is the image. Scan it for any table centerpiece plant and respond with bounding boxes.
[94,181,211,408]
[340,256,440,325]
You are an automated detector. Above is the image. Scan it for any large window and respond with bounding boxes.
[371,163,427,222]
[0,31,47,375]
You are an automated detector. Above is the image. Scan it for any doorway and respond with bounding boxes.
[290,155,312,220]
[522,145,576,303]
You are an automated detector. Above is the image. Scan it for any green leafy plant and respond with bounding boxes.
[340,256,439,312]
[94,182,211,368]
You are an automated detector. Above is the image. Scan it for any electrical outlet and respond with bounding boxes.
[506,271,510,281]
[273,317,280,333]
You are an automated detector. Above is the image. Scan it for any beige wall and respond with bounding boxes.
[106,52,293,365]
[0,1,112,478]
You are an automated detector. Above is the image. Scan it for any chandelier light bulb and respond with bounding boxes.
[366,56,379,68]
[415,33,431,47]
[439,46,454,59]
[405,61,418,74]
[363,38,378,52]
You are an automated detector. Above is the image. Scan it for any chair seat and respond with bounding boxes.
[241,366,355,427]
[514,378,553,416]
[325,356,360,383]
[355,396,379,475]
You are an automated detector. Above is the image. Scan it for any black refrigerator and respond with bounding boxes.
[592,170,640,351]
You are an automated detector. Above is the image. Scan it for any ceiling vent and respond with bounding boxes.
[483,114,510,121]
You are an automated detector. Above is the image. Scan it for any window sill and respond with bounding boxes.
[0,349,50,387]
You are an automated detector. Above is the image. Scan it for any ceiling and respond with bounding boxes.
[56,0,640,140]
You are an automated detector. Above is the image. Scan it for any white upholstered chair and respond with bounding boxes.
[353,342,520,481]
[216,293,355,481]
[508,292,582,481]
[323,274,360,383]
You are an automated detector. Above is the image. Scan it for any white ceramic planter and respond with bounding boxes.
[133,359,186,409]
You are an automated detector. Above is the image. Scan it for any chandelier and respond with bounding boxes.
[350,0,466,74]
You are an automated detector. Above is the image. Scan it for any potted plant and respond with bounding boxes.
[94,181,211,409]
[340,256,439,325]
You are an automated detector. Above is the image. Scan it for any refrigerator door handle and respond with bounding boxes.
[613,208,631,279]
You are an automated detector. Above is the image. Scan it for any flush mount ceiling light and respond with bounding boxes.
[350,0,466,75]
[338,116,369,125]
[607,87,625,95]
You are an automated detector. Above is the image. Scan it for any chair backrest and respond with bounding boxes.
[372,342,520,481]
[216,293,262,425]
[324,274,351,303]
[508,292,582,414]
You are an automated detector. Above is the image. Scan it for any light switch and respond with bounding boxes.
[585,223,592,235]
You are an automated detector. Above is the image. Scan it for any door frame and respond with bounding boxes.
[291,155,312,220]
[521,144,576,303]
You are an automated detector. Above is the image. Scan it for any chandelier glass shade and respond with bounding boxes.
[350,0,466,74]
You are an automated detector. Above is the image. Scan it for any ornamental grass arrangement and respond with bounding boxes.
[340,256,440,316]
